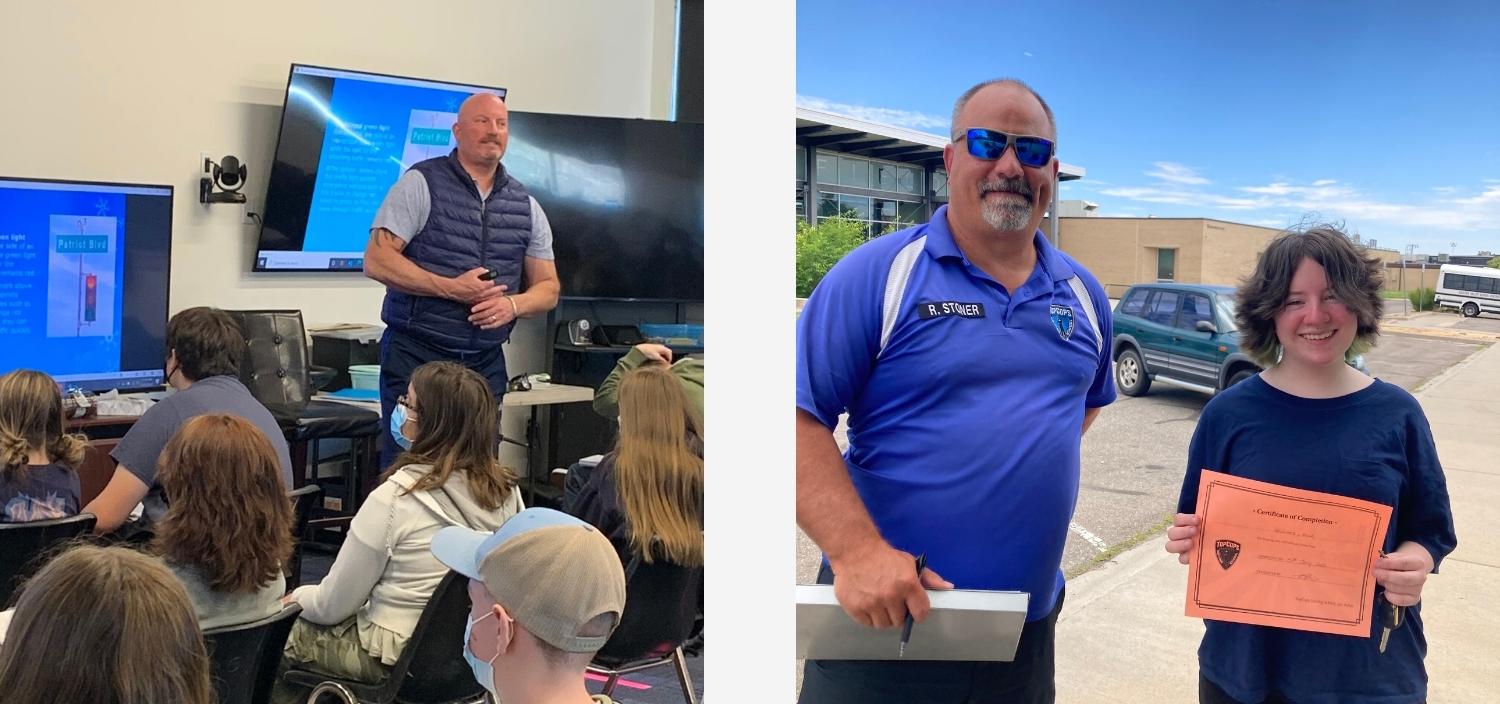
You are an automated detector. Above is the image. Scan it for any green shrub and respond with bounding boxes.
[1407,287,1435,311]
[795,217,867,298]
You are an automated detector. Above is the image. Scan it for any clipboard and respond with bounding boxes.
[796,585,1030,661]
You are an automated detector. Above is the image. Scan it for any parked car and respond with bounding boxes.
[1111,283,1257,397]
[1111,283,1368,397]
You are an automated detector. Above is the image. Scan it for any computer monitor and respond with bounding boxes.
[0,176,173,392]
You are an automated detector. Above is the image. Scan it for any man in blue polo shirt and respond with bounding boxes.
[796,78,1115,703]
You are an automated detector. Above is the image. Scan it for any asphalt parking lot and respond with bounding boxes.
[794,310,1499,584]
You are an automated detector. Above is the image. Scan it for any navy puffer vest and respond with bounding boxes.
[380,150,532,352]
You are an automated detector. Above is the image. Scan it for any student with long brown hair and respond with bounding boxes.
[0,544,214,704]
[155,413,294,629]
[568,363,704,569]
[0,370,88,523]
[274,361,522,703]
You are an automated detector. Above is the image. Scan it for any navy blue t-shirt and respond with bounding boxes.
[0,462,80,522]
[1177,375,1456,704]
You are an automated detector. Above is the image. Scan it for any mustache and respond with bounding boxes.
[979,177,1032,200]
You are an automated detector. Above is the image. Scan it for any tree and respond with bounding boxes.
[795,216,866,298]
[1488,255,1500,269]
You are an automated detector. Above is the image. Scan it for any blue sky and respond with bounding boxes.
[797,1,1500,256]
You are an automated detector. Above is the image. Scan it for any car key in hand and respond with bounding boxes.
[1378,594,1405,654]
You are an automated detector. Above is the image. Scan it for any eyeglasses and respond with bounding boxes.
[397,394,418,414]
[955,128,1054,168]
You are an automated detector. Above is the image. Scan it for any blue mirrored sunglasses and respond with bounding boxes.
[957,128,1054,168]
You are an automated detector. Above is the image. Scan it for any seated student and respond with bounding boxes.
[0,544,214,704]
[273,361,524,704]
[0,370,87,522]
[432,508,627,704]
[565,342,704,506]
[84,306,293,536]
[154,414,294,630]
[567,364,704,570]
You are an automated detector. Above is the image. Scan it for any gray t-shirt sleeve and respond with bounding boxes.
[109,402,180,487]
[371,170,431,243]
[527,196,554,260]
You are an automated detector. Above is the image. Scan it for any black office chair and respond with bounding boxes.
[588,545,703,704]
[0,513,97,607]
[286,484,322,589]
[227,310,383,544]
[284,571,484,704]
[204,603,303,704]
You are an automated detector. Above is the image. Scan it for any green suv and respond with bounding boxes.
[1110,283,1261,397]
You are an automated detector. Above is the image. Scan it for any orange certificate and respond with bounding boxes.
[1186,470,1393,637]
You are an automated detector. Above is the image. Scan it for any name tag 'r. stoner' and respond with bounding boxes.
[917,301,986,319]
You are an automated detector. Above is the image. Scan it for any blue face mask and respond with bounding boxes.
[390,403,414,450]
[463,611,500,697]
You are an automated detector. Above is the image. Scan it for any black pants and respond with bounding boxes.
[1198,674,1422,704]
[798,564,1062,704]
[378,328,507,471]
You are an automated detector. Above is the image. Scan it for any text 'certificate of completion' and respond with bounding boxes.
[1186,470,1392,637]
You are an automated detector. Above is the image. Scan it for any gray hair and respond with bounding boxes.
[950,78,1056,143]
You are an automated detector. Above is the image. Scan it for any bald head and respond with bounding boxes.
[950,79,1055,143]
[453,92,509,168]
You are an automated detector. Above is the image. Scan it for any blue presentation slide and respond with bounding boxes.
[0,187,126,376]
[299,78,476,252]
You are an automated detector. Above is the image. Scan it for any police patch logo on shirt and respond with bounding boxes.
[916,301,986,319]
[1049,304,1074,340]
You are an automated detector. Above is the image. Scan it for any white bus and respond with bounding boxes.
[1435,264,1500,318]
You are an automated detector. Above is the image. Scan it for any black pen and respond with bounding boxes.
[899,554,926,658]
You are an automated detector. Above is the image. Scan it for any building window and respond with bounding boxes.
[897,166,922,195]
[838,157,869,188]
[1157,248,1177,281]
[796,146,806,182]
[932,170,948,199]
[816,153,838,184]
[871,162,897,191]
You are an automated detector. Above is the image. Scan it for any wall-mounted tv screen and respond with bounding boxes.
[256,64,506,272]
[0,177,173,392]
[505,111,703,301]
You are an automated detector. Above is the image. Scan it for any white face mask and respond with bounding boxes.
[463,610,501,697]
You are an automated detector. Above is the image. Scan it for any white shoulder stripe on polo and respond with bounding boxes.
[878,235,927,357]
[1066,275,1103,356]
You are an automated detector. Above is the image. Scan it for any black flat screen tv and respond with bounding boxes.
[255,64,507,271]
[0,176,173,392]
[505,111,703,301]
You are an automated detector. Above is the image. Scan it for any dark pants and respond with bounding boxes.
[378,327,507,471]
[798,564,1063,704]
[561,460,592,512]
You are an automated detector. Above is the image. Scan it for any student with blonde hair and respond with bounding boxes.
[568,363,704,569]
[0,370,88,523]
[274,360,523,704]
[155,413,294,629]
[0,544,214,704]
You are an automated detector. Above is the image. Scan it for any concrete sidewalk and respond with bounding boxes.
[1055,340,1500,702]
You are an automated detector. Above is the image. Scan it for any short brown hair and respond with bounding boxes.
[0,544,214,704]
[0,370,89,480]
[384,361,517,510]
[951,77,1056,142]
[167,306,244,381]
[154,414,293,593]
[1236,225,1384,366]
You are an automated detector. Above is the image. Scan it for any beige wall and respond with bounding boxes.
[1,0,678,468]
[1200,221,1280,285]
[1382,264,1442,292]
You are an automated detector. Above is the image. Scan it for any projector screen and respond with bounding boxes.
[256,64,506,272]
[0,176,173,392]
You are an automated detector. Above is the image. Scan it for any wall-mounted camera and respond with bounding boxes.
[200,155,247,204]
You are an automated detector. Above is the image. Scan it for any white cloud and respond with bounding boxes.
[1146,162,1210,186]
[1024,51,1035,58]
[1311,179,1337,187]
[795,94,947,132]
